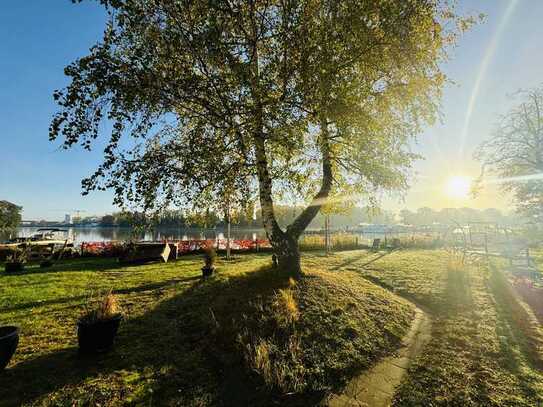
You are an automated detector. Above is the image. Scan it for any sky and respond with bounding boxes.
[1,1,543,221]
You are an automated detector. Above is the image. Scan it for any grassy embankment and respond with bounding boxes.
[312,249,543,406]
[0,253,413,406]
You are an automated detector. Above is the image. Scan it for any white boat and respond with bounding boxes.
[0,229,75,261]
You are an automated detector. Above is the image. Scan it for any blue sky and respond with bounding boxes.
[1,1,542,220]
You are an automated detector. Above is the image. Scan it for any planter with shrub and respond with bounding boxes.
[77,292,122,353]
[0,326,19,370]
[201,247,216,278]
[4,246,27,273]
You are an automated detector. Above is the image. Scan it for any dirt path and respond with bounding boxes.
[325,307,432,407]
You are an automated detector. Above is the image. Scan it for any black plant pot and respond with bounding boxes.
[77,314,122,354]
[0,326,19,370]
[202,266,215,278]
[4,262,24,273]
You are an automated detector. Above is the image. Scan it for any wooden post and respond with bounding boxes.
[484,232,489,263]
[325,214,331,254]
[226,200,231,260]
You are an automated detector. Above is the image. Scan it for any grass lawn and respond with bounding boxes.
[310,249,543,406]
[2,249,543,406]
[1,252,413,406]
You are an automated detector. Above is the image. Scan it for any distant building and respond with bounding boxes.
[64,214,72,224]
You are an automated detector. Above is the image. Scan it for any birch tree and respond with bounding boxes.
[51,0,468,274]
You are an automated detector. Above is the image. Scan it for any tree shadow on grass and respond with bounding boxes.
[329,249,397,272]
[1,265,298,406]
[2,276,202,314]
[1,257,123,277]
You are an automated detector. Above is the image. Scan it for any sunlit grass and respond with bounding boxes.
[1,253,412,406]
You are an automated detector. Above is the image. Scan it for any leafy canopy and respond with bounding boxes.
[51,0,469,216]
[475,86,543,220]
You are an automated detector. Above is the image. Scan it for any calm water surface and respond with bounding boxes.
[13,227,267,244]
[7,226,425,245]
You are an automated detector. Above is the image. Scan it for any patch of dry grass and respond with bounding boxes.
[272,288,300,328]
[237,267,414,397]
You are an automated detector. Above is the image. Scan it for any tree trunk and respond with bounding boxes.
[249,20,331,276]
[253,132,302,275]
[274,233,301,275]
[287,116,333,239]
[253,116,332,277]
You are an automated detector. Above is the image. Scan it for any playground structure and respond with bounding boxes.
[445,221,539,278]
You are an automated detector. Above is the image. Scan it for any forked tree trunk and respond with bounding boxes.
[249,23,331,276]
[253,116,332,277]
[253,134,302,275]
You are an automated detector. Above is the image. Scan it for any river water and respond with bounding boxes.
[12,227,266,244]
[7,226,427,245]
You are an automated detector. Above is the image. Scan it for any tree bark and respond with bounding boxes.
[253,132,302,275]
[249,9,331,276]
[253,115,332,277]
[287,117,333,239]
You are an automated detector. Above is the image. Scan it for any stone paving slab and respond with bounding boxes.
[326,308,432,407]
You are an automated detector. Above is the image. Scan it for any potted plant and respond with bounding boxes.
[201,246,216,278]
[77,291,123,353]
[0,326,19,370]
[4,246,27,273]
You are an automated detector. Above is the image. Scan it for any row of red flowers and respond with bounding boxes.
[80,239,271,257]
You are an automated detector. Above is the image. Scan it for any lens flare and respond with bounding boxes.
[459,0,519,161]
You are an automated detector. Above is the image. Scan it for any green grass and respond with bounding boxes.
[303,249,447,310]
[3,249,543,406]
[528,248,543,274]
[1,253,413,406]
[305,249,543,406]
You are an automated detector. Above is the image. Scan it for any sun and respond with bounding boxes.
[445,175,472,199]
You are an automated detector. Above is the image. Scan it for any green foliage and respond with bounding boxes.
[475,86,543,221]
[50,0,470,252]
[0,200,22,231]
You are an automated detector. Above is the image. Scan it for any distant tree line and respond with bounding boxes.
[92,206,519,230]
[95,205,397,230]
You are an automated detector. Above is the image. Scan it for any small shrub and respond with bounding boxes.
[81,291,121,323]
[273,288,300,327]
[203,246,217,268]
[240,332,306,393]
[252,339,272,384]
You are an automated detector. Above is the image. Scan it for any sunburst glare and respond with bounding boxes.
[445,175,472,200]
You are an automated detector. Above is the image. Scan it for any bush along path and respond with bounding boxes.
[326,307,432,407]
